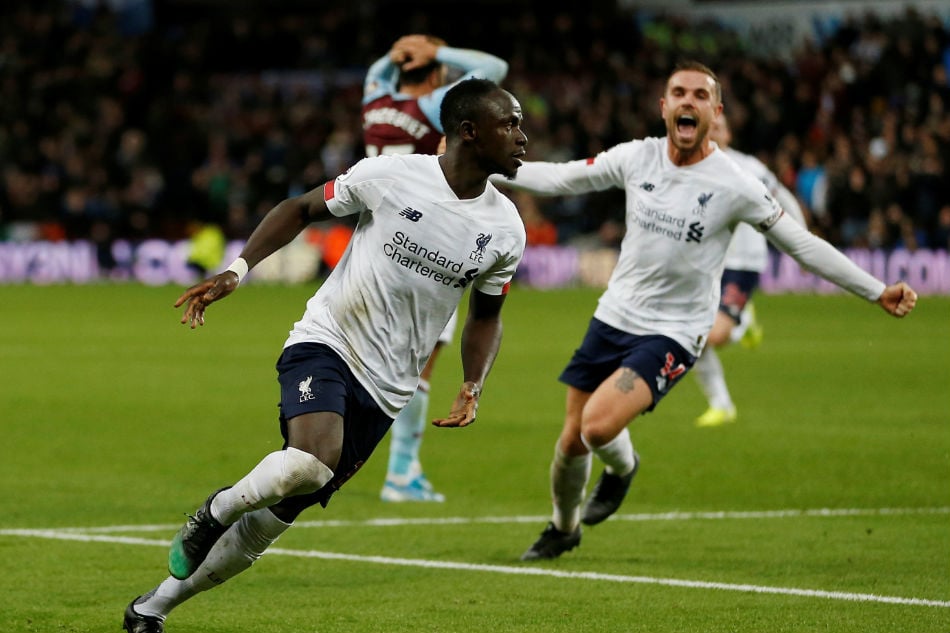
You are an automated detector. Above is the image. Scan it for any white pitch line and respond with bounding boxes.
[24,505,950,534]
[265,548,950,609]
[2,526,948,609]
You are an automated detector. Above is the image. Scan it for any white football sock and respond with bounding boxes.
[550,443,591,533]
[583,427,636,476]
[135,508,291,619]
[211,448,333,525]
[692,349,734,411]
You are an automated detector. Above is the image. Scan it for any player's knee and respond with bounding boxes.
[559,431,589,456]
[707,313,737,346]
[580,428,611,450]
[580,413,623,448]
[706,328,731,347]
[278,447,334,496]
[554,438,590,464]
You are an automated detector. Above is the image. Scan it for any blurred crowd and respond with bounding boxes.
[1,0,948,274]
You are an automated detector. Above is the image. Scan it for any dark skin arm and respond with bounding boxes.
[432,288,507,428]
[175,187,332,327]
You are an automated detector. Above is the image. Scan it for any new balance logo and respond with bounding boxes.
[399,207,423,222]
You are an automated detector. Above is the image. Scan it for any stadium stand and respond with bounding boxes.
[0,1,947,278]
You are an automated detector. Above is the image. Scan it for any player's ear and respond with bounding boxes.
[428,66,444,89]
[459,120,477,142]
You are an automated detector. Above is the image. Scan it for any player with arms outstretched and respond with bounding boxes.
[494,61,917,561]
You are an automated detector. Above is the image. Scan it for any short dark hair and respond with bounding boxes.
[398,61,441,87]
[669,60,721,102]
[440,78,500,138]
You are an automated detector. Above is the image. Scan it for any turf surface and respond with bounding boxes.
[1,283,947,632]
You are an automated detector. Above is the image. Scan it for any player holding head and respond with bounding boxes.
[123,78,527,632]
[494,60,917,561]
[363,33,508,157]
[362,34,509,502]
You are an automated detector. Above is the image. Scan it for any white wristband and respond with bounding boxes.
[225,257,249,284]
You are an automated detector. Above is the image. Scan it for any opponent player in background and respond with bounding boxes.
[363,33,509,502]
[493,60,917,561]
[693,111,808,427]
[122,78,528,632]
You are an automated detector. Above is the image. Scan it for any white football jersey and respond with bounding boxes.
[285,154,526,416]
[508,137,779,354]
[721,147,778,273]
[504,136,884,356]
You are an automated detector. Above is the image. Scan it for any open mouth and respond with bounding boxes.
[675,113,700,144]
[676,114,698,132]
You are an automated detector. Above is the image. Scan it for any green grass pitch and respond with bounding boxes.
[1,283,948,632]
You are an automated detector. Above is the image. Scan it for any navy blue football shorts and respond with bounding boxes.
[275,342,394,507]
[719,269,760,323]
[559,318,696,411]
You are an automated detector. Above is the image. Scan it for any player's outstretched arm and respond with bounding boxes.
[764,215,919,319]
[175,186,332,329]
[174,272,240,329]
[876,281,918,318]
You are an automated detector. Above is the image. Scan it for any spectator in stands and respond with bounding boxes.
[0,3,947,253]
[825,164,872,247]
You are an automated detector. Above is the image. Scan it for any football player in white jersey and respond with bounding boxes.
[693,112,808,427]
[363,33,509,502]
[495,61,917,561]
[122,78,527,633]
